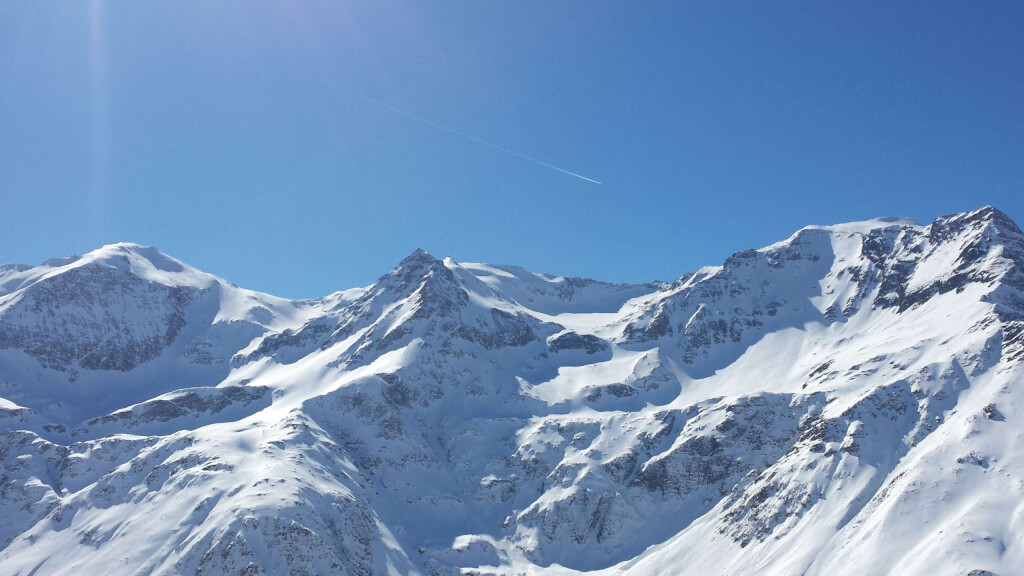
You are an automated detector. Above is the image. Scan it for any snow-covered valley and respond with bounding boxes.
[1,206,1022,575]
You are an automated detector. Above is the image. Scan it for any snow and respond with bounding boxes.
[1,207,1023,576]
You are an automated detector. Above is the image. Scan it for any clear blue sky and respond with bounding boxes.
[2,2,1022,298]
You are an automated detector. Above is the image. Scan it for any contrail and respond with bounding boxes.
[341,89,602,185]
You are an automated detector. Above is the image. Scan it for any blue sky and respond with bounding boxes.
[2,2,1022,297]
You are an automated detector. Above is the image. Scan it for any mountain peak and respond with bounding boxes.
[399,247,438,265]
[360,247,461,307]
[69,242,217,289]
[101,241,150,251]
[960,205,1021,234]
[387,247,449,280]
[927,205,1023,247]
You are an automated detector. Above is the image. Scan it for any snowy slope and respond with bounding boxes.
[1,207,1022,576]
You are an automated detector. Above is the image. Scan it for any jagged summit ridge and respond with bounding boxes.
[0,207,1023,576]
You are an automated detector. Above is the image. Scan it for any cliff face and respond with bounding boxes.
[1,207,1022,576]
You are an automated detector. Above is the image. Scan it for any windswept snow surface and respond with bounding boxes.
[2,207,1024,576]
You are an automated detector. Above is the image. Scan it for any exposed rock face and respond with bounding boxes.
[80,385,271,437]
[0,266,195,371]
[548,332,608,355]
[1,208,1024,576]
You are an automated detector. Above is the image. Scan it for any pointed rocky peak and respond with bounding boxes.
[393,248,444,276]
[377,248,458,293]
[963,205,1018,228]
[928,207,1024,273]
[928,206,1023,244]
[853,207,1024,314]
[400,247,437,265]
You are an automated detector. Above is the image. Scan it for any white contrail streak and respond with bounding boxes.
[341,89,602,185]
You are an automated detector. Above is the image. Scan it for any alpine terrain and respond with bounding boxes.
[2,206,1023,576]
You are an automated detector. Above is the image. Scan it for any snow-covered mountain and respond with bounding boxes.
[1,206,1022,576]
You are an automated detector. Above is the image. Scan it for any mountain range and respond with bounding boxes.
[1,206,1022,576]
